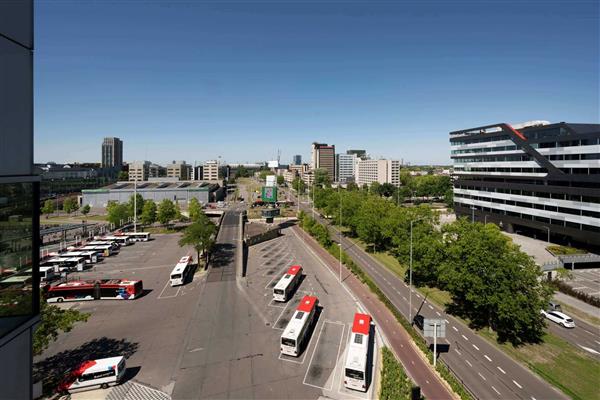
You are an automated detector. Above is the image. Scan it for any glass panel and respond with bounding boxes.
[0,182,36,337]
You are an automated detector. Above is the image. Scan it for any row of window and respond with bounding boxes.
[451,145,517,155]
[454,193,600,218]
[530,138,600,148]
[456,202,600,233]
[454,155,532,163]
[454,167,547,173]
[547,153,600,161]
[457,176,600,189]
[455,186,600,204]
[450,135,510,147]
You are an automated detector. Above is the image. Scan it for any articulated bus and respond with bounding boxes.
[344,313,372,392]
[58,356,126,394]
[273,265,303,302]
[46,279,143,303]
[121,232,151,242]
[170,256,193,286]
[280,295,319,357]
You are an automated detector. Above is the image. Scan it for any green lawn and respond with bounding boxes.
[546,245,587,256]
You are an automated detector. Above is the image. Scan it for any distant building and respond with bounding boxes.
[283,170,298,184]
[451,121,600,247]
[193,165,203,181]
[356,159,401,187]
[346,149,367,160]
[101,137,123,168]
[35,163,98,180]
[128,161,150,181]
[167,160,192,181]
[311,142,336,181]
[293,155,302,165]
[302,170,314,187]
[203,160,219,181]
[336,153,358,183]
[149,163,167,178]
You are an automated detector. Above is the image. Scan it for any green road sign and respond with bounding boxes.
[261,186,277,203]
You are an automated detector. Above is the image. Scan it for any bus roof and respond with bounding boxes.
[352,313,371,335]
[179,255,191,264]
[287,265,302,275]
[297,295,318,313]
[76,356,124,374]
[49,279,140,290]
[171,257,192,275]
[274,266,302,291]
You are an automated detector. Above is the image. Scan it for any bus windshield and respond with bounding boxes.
[171,274,182,280]
[281,338,295,347]
[274,289,284,295]
[345,368,364,380]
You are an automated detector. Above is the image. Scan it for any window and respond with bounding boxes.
[345,368,364,380]
[295,311,305,319]
[354,334,364,344]
[0,182,39,338]
[281,338,295,347]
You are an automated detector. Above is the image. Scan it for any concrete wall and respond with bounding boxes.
[0,324,35,400]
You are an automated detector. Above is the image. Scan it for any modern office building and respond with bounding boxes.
[167,160,192,181]
[293,155,302,165]
[0,2,40,398]
[203,160,219,181]
[336,153,358,183]
[346,149,367,160]
[149,163,167,179]
[450,121,600,247]
[128,160,151,181]
[311,142,336,181]
[101,137,123,168]
[356,159,401,187]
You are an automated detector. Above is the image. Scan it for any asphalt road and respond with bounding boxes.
[544,312,600,359]
[293,195,568,400]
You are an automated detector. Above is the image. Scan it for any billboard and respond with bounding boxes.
[261,186,277,203]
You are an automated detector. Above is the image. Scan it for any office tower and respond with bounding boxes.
[336,153,358,183]
[293,155,302,165]
[101,137,123,168]
[356,159,401,187]
[311,142,336,181]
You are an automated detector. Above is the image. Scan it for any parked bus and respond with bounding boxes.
[96,235,131,246]
[121,232,151,242]
[273,265,303,302]
[170,256,193,286]
[280,295,319,357]
[87,240,120,251]
[40,266,57,282]
[57,356,126,394]
[79,245,114,257]
[41,257,86,272]
[60,251,101,264]
[344,313,372,392]
[46,279,143,303]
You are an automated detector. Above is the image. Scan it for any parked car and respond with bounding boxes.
[547,301,562,312]
[541,310,575,328]
[413,314,424,330]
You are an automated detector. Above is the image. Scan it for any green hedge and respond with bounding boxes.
[298,214,473,400]
[380,347,415,400]
[552,280,600,308]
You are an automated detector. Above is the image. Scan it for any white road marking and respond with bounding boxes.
[578,344,600,355]
[478,372,486,381]
[428,304,434,310]
[435,311,441,316]
[465,360,472,367]
[497,366,506,374]
[491,386,501,395]
[452,326,458,332]
[454,348,461,356]
[472,344,480,351]
[513,380,522,389]
[302,320,344,391]
[484,355,492,362]
[402,296,407,301]
[462,334,469,341]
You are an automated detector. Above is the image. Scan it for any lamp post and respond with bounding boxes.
[339,183,342,283]
[133,178,137,233]
[543,226,550,243]
[484,214,490,224]
[409,216,426,323]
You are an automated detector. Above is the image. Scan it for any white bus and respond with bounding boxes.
[40,266,57,282]
[170,255,193,286]
[344,313,372,392]
[121,232,151,242]
[79,245,114,257]
[273,265,303,302]
[87,240,120,251]
[42,257,86,272]
[96,235,131,246]
[61,251,101,264]
[280,295,319,357]
[57,356,126,394]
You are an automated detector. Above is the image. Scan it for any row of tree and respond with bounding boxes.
[106,195,193,227]
[312,186,552,345]
[41,198,90,216]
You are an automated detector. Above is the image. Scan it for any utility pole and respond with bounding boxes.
[339,184,342,283]
[134,179,137,233]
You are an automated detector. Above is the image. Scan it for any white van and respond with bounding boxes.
[57,356,126,394]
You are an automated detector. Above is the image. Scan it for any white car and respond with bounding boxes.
[541,310,575,328]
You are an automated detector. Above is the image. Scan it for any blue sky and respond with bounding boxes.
[35,0,599,165]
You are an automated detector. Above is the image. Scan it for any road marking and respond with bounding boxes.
[428,304,434,310]
[577,344,600,355]
[157,281,181,299]
[452,326,458,332]
[491,386,501,395]
[513,380,522,389]
[465,360,472,367]
[462,334,468,341]
[531,397,537,400]
[497,366,506,374]
[572,286,587,290]
[435,311,441,316]
[444,319,449,323]
[302,320,344,391]
[595,340,600,346]
[478,372,486,381]
[472,344,480,351]
[402,296,407,301]
[484,355,492,362]
[454,348,461,356]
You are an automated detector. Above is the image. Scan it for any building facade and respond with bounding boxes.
[128,161,150,181]
[336,153,357,183]
[167,160,192,181]
[311,142,336,181]
[346,149,367,160]
[203,160,219,181]
[356,159,401,187]
[450,121,600,247]
[293,155,302,165]
[0,2,40,398]
[101,137,123,168]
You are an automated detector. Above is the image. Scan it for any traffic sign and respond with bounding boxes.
[423,318,446,338]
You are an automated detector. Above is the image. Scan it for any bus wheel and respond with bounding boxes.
[101,383,109,389]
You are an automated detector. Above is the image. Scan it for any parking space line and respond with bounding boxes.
[302,320,345,391]
[268,299,286,308]
[279,318,325,365]
[272,299,294,330]
[157,281,181,299]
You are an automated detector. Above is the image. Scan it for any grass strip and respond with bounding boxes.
[380,347,418,400]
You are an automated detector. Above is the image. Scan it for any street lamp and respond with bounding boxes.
[339,183,342,283]
[409,216,426,323]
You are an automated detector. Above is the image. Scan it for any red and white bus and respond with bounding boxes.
[280,295,319,356]
[170,255,193,286]
[344,313,372,392]
[46,279,143,303]
[57,356,126,394]
[273,265,303,302]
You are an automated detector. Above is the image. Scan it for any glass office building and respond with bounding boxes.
[450,121,600,248]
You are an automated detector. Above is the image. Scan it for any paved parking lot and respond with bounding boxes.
[565,269,600,299]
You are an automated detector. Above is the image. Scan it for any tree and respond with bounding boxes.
[276,175,285,185]
[41,199,55,215]
[62,197,78,214]
[346,182,359,191]
[34,294,90,356]
[118,171,129,181]
[81,204,91,216]
[179,220,216,268]
[444,188,454,208]
[140,201,157,225]
[175,202,185,221]
[379,183,396,198]
[236,165,250,178]
[157,199,177,225]
[314,168,331,187]
[188,198,202,222]
[127,193,145,219]
[259,170,273,181]
[292,177,306,194]
[106,201,130,227]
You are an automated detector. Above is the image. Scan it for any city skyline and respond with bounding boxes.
[34,1,598,165]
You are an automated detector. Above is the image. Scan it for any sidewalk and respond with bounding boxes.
[293,226,456,400]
